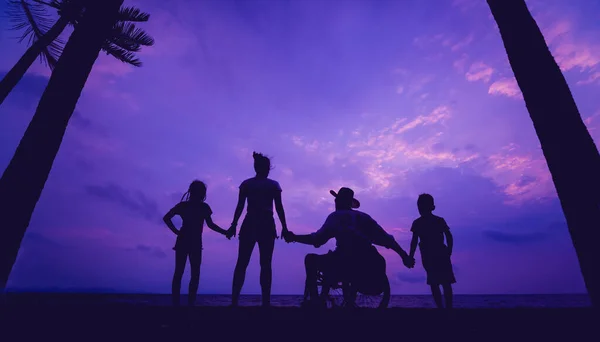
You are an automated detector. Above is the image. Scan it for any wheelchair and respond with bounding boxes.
[303,248,391,309]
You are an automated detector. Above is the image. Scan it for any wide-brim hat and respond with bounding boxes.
[330,187,360,209]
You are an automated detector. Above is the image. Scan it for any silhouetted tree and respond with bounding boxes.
[487,0,600,308]
[0,0,128,290]
[0,0,154,107]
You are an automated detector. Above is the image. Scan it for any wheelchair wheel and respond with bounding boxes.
[316,271,344,309]
[352,274,391,309]
[317,272,391,309]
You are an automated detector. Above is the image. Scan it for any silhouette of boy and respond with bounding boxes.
[409,194,456,309]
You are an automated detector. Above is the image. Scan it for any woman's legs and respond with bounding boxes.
[172,249,188,306]
[187,248,202,306]
[231,238,256,306]
[257,238,275,306]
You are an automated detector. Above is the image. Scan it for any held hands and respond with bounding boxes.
[282,230,295,243]
[225,224,236,240]
[402,254,416,269]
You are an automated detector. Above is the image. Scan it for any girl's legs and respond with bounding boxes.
[172,249,188,306]
[257,238,275,307]
[442,283,453,309]
[187,248,202,306]
[231,238,256,306]
[430,284,444,309]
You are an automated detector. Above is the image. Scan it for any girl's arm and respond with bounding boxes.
[230,189,246,235]
[274,191,289,236]
[206,215,228,236]
[163,207,180,235]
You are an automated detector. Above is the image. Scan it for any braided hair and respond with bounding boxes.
[181,180,207,203]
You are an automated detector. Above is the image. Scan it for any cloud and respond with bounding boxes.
[488,78,523,99]
[84,183,160,222]
[537,16,600,76]
[576,71,600,86]
[453,54,470,73]
[21,231,65,248]
[395,106,452,134]
[0,72,49,104]
[451,33,475,52]
[132,244,167,259]
[466,62,494,83]
[452,0,482,13]
[482,230,549,244]
[396,272,426,284]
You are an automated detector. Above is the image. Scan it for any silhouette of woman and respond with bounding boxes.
[228,152,289,307]
[163,180,230,306]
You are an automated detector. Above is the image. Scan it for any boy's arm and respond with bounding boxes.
[441,218,453,255]
[444,228,453,256]
[409,232,418,258]
[409,221,419,258]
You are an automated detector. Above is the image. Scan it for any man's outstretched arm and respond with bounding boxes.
[290,232,331,247]
[389,239,409,259]
[365,216,414,266]
[289,215,335,247]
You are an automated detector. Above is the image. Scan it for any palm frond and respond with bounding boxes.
[107,21,154,52]
[117,6,150,22]
[102,42,142,67]
[5,0,64,68]
[30,0,60,9]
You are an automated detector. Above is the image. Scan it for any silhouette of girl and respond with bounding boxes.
[228,152,289,307]
[163,180,230,306]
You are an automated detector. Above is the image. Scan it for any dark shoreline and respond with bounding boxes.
[1,295,597,342]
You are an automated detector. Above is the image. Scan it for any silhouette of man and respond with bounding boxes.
[286,187,415,306]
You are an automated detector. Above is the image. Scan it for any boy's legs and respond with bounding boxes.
[429,284,444,309]
[442,283,453,309]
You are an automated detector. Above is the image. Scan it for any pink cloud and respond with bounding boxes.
[451,33,475,52]
[465,62,494,83]
[484,144,554,203]
[488,78,523,99]
[537,16,600,76]
[453,53,470,73]
[576,71,600,85]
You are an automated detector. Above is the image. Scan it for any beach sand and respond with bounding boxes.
[1,295,597,341]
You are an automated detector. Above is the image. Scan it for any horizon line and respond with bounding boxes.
[3,290,590,296]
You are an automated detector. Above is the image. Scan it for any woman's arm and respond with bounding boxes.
[206,215,228,236]
[163,207,180,235]
[274,192,288,236]
[230,189,246,235]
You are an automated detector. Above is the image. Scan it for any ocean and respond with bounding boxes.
[11,293,591,308]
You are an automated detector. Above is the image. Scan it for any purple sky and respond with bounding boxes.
[1,0,599,295]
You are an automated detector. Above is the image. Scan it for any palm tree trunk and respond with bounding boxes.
[0,15,70,107]
[0,0,124,291]
[487,0,600,307]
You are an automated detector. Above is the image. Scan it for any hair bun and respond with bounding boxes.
[253,151,260,160]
